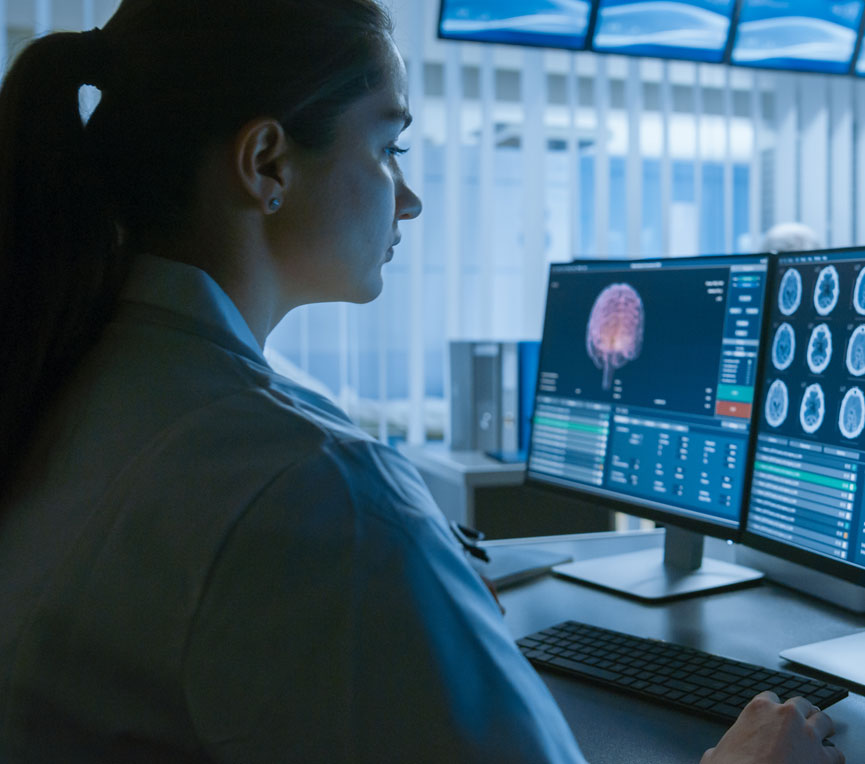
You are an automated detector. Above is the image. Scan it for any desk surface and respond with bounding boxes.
[495,531,865,764]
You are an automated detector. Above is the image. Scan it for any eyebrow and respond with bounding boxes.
[383,107,413,131]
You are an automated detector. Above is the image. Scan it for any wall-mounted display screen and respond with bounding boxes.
[591,0,737,63]
[731,0,864,75]
[438,0,592,50]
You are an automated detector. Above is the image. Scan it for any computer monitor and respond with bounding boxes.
[730,0,865,75]
[527,254,770,601]
[740,247,865,687]
[437,0,593,51]
[590,0,737,64]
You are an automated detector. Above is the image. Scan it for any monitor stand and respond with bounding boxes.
[553,526,763,602]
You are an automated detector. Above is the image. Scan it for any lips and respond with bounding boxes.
[384,235,401,263]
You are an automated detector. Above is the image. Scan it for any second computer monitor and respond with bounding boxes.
[746,248,865,584]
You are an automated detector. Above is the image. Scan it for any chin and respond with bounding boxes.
[349,277,384,304]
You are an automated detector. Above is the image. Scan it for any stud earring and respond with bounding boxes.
[268,197,282,212]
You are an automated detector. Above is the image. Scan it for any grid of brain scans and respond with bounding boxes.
[749,250,865,568]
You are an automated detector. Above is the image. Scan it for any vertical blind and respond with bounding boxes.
[7,0,865,446]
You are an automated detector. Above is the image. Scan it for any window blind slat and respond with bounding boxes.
[444,43,462,340]
[521,48,546,337]
[82,0,94,30]
[774,75,798,226]
[749,72,762,250]
[626,57,642,257]
[800,77,829,246]
[857,82,865,245]
[660,61,672,257]
[566,54,581,260]
[34,0,50,35]
[595,57,610,257]
[723,67,734,253]
[831,77,854,248]
[694,64,703,253]
[407,0,425,444]
[338,303,349,409]
[478,46,495,338]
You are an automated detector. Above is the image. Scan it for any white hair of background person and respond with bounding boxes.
[761,222,822,253]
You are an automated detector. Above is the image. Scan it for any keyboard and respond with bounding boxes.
[517,620,848,725]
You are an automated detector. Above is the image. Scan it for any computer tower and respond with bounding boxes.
[449,341,538,453]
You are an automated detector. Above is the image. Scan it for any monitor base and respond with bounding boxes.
[553,547,763,602]
[781,631,865,690]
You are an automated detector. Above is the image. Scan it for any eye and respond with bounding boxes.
[385,144,409,158]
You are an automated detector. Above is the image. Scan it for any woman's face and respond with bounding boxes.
[275,36,422,306]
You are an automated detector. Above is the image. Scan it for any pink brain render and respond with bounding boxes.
[586,283,645,390]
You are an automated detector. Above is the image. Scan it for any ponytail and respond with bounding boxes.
[0,30,124,486]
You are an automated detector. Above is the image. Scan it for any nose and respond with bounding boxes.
[397,180,422,221]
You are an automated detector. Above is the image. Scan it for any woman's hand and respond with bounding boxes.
[701,692,844,764]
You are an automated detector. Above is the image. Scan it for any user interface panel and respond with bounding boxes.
[438,0,592,50]
[592,0,736,63]
[528,255,768,531]
[731,0,865,75]
[747,250,865,572]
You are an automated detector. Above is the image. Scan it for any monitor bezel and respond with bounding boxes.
[728,0,865,77]
[588,0,739,66]
[436,0,595,53]
[524,252,772,544]
[741,245,865,588]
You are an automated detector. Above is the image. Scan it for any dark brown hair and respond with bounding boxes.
[0,0,392,486]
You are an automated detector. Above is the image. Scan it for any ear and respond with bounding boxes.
[233,118,291,215]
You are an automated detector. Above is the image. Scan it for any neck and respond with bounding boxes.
[155,229,282,347]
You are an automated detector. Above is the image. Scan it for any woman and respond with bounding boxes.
[0,1,843,762]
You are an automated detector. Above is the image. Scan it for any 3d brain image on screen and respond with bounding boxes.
[772,322,795,370]
[839,387,865,439]
[799,382,825,434]
[586,282,645,390]
[765,378,789,428]
[778,268,802,315]
[807,323,832,374]
[854,268,865,315]
[847,325,865,376]
[814,265,840,316]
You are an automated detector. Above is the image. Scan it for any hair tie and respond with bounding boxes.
[80,27,111,90]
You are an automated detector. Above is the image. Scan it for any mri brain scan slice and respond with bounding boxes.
[806,323,832,374]
[765,379,789,428]
[586,283,645,390]
[839,387,865,439]
[847,325,865,377]
[813,265,840,316]
[854,268,865,316]
[799,383,825,434]
[771,322,795,371]
[778,268,802,316]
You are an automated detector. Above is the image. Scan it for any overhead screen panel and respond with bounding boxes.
[591,0,737,63]
[438,0,592,50]
[731,0,865,75]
